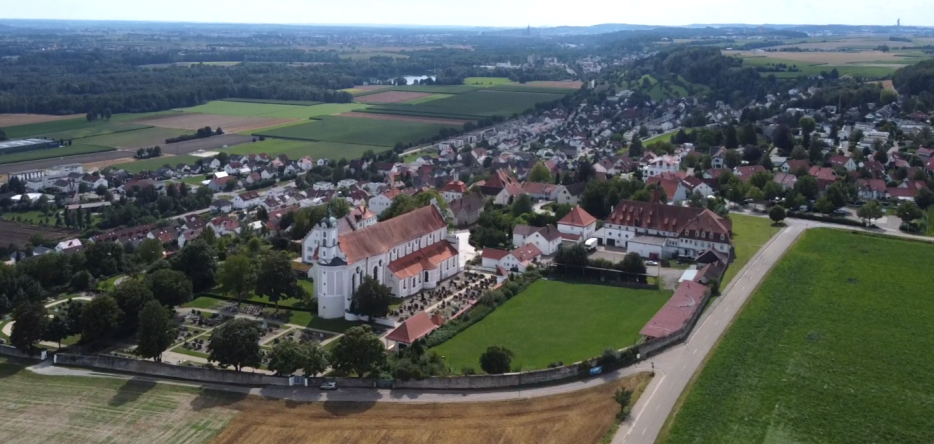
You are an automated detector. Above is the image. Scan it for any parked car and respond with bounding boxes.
[320,381,337,390]
[833,209,848,216]
[584,238,598,252]
[646,260,659,266]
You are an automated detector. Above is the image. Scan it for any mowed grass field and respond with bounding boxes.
[659,230,934,444]
[208,372,653,444]
[0,143,115,165]
[3,118,151,140]
[722,214,778,286]
[433,280,672,372]
[0,358,238,444]
[178,101,370,120]
[78,126,191,149]
[730,53,911,78]
[256,116,460,147]
[115,155,202,174]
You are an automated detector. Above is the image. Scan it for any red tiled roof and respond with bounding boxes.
[482,248,510,260]
[559,232,581,241]
[387,241,458,279]
[606,201,730,239]
[640,281,709,339]
[510,243,542,264]
[442,180,467,193]
[558,206,597,227]
[809,166,837,182]
[339,205,447,264]
[385,311,440,344]
[647,177,682,201]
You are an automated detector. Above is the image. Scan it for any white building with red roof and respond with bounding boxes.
[440,180,468,202]
[603,200,733,260]
[557,206,597,242]
[480,243,542,273]
[311,201,461,319]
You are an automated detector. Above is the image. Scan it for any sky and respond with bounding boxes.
[4,0,934,28]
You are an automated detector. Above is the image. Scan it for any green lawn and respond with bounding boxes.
[97,275,124,292]
[37,122,154,141]
[77,126,190,149]
[3,118,130,139]
[722,214,778,286]
[0,357,237,443]
[400,94,454,104]
[177,101,369,119]
[256,116,460,147]
[183,296,224,310]
[1,210,51,224]
[0,320,9,340]
[371,89,566,119]
[735,55,903,78]
[403,151,437,163]
[660,230,934,444]
[114,155,202,174]
[220,98,322,106]
[432,280,672,372]
[0,143,115,165]
[170,346,211,360]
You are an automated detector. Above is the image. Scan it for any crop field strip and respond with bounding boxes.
[659,229,934,444]
[0,113,85,127]
[218,98,322,106]
[0,143,116,166]
[176,101,370,120]
[78,127,192,149]
[432,280,672,372]
[254,115,462,147]
[363,90,567,119]
[135,113,298,134]
[207,372,654,444]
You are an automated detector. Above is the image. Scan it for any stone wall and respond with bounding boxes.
[0,344,46,360]
[54,353,287,386]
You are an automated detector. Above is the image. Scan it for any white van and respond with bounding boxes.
[585,238,598,251]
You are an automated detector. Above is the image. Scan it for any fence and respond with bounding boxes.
[0,344,46,360]
[54,353,288,386]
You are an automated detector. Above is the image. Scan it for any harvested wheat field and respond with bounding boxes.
[209,373,653,444]
[356,91,433,104]
[724,50,905,64]
[338,111,473,126]
[0,113,84,127]
[136,113,297,133]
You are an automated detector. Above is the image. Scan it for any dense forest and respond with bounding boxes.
[892,59,934,111]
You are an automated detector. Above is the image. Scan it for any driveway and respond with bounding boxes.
[453,230,476,266]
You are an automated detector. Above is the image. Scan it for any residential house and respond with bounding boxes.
[232,191,262,209]
[642,155,680,178]
[647,176,687,204]
[55,239,82,252]
[441,180,468,203]
[603,200,733,260]
[857,179,887,201]
[780,159,810,174]
[557,206,597,242]
[481,243,542,273]
[556,183,586,206]
[512,224,562,255]
[772,172,798,190]
[448,193,485,227]
[682,176,715,197]
[369,188,401,216]
[829,155,857,172]
[478,169,524,205]
[809,166,838,191]
[521,182,559,201]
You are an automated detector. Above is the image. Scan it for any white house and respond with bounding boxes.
[232,191,262,209]
[368,188,401,216]
[312,203,461,319]
[481,243,542,273]
[55,239,82,252]
[643,155,681,178]
[557,206,597,242]
[512,225,562,255]
[441,180,468,203]
[681,176,714,198]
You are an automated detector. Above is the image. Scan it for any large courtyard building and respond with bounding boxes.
[603,200,733,260]
[308,201,462,319]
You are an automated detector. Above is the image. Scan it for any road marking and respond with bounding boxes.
[642,427,646,435]
[693,348,697,354]
[624,374,666,440]
[715,320,720,326]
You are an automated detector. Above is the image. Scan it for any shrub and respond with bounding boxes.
[598,347,620,367]
[462,367,477,375]
[547,360,565,368]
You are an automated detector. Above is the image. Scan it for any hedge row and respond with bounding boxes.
[786,211,866,227]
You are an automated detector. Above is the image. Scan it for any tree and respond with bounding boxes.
[43,315,70,349]
[137,300,175,362]
[617,252,647,275]
[171,240,218,292]
[896,201,923,222]
[511,193,534,217]
[137,238,164,264]
[329,325,386,377]
[208,318,262,371]
[773,124,794,153]
[256,206,269,223]
[629,133,644,158]
[724,125,739,149]
[10,301,47,353]
[218,254,256,304]
[103,108,112,120]
[80,295,123,343]
[111,278,154,332]
[794,175,819,201]
[351,276,393,320]
[915,188,934,210]
[724,149,742,169]
[480,345,515,374]
[529,162,552,183]
[70,270,93,292]
[266,340,305,376]
[748,171,773,190]
[880,89,898,105]
[740,123,758,146]
[146,269,193,307]
[201,226,217,246]
[302,342,330,377]
[554,243,590,267]
[745,186,765,210]
[768,205,786,224]
[255,252,300,311]
[814,197,834,216]
[857,200,884,224]
[824,182,848,210]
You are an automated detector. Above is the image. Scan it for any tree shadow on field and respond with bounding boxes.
[322,400,377,416]
[190,388,249,411]
[0,358,26,381]
[109,378,157,407]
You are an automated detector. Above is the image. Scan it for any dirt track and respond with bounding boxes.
[208,373,652,444]
[338,111,473,125]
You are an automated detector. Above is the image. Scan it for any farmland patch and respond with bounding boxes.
[337,111,473,125]
[255,116,461,147]
[0,113,84,127]
[659,230,934,444]
[177,101,368,120]
[0,220,79,247]
[207,372,653,444]
[356,91,434,104]
[0,143,116,166]
[136,113,297,134]
[78,127,191,149]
